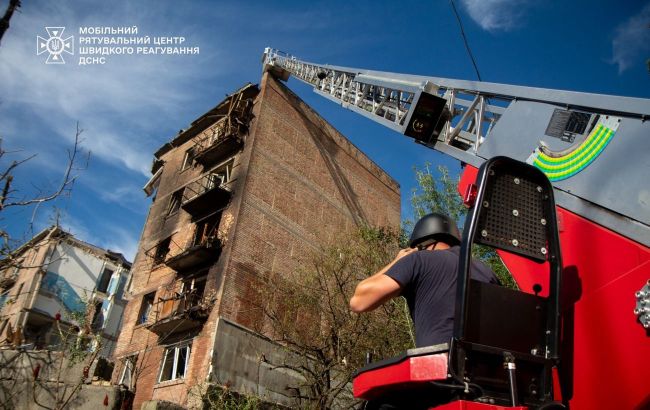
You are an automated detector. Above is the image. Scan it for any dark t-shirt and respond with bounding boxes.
[385,246,498,347]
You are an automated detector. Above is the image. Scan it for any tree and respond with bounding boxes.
[258,227,413,409]
[255,163,516,409]
[0,300,104,410]
[0,123,89,269]
[0,0,20,46]
[0,125,92,409]
[408,163,516,288]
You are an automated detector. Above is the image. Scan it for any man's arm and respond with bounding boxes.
[349,248,417,313]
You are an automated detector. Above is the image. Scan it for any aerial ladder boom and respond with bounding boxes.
[262,48,650,410]
[262,47,650,247]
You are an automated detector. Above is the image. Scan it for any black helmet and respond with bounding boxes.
[409,213,461,248]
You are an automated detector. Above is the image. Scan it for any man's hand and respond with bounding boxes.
[395,247,417,261]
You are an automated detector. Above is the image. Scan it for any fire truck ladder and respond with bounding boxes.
[262,47,650,247]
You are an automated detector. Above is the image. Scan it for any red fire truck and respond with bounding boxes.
[262,48,650,410]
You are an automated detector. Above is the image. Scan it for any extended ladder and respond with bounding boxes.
[262,47,650,246]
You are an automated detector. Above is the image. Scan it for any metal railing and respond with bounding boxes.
[182,172,230,205]
[147,289,207,325]
[193,118,244,155]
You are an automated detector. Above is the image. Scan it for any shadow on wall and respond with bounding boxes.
[284,84,369,227]
[560,265,581,403]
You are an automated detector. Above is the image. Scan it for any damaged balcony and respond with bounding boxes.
[165,214,222,271]
[181,172,232,217]
[193,120,245,166]
[165,238,220,272]
[145,288,209,335]
[193,91,253,166]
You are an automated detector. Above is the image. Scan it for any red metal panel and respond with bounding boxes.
[353,353,448,400]
[459,165,650,410]
[433,400,528,410]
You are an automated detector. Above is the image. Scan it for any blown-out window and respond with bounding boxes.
[158,341,191,382]
[119,355,137,389]
[137,292,155,325]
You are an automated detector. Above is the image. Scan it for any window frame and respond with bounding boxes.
[137,292,155,325]
[181,148,195,171]
[96,266,114,294]
[166,189,184,216]
[119,355,137,389]
[158,341,191,383]
[152,237,171,266]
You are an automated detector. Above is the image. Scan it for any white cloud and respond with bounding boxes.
[0,1,215,177]
[611,3,650,74]
[58,212,139,262]
[100,225,140,262]
[460,0,531,32]
[57,213,94,245]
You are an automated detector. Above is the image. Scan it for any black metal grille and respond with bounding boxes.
[475,168,548,262]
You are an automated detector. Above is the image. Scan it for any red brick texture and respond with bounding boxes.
[112,74,400,409]
[218,74,400,330]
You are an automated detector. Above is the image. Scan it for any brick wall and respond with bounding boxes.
[112,74,400,409]
[218,73,400,331]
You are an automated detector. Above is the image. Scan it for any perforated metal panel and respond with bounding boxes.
[475,167,549,262]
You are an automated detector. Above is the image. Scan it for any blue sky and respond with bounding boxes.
[1,0,649,261]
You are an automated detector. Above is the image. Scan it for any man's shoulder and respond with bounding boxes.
[415,248,458,266]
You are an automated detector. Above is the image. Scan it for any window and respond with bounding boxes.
[166,189,184,216]
[193,212,222,247]
[180,276,206,311]
[158,341,191,382]
[153,237,171,265]
[97,267,114,293]
[119,355,137,389]
[0,292,9,309]
[116,274,128,298]
[91,301,104,331]
[137,292,155,325]
[181,148,195,171]
[206,172,225,191]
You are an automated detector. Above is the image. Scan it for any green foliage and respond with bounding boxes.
[408,163,517,289]
[410,163,466,223]
[58,294,98,364]
[472,244,517,289]
[202,385,270,410]
[260,227,413,409]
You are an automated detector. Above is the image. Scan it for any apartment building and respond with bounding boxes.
[0,226,132,358]
[112,73,401,408]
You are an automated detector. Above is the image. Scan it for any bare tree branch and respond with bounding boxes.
[0,123,90,272]
[0,0,20,46]
[255,227,414,408]
[2,123,89,210]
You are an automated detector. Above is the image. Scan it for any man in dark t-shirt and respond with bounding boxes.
[385,245,497,346]
[350,213,499,347]
[350,213,498,409]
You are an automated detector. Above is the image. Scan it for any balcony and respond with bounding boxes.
[181,173,231,217]
[145,289,209,335]
[165,236,221,272]
[194,120,245,166]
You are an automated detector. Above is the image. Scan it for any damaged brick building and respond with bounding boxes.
[112,73,400,408]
